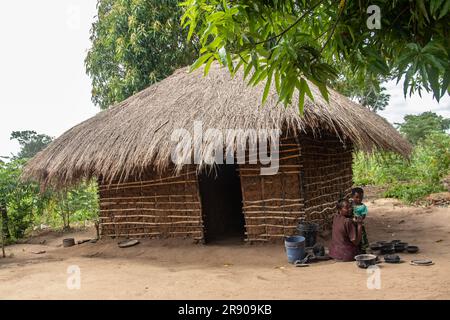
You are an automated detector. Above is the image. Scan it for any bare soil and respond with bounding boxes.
[1,198,449,299]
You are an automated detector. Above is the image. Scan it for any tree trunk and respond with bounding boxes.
[0,202,5,258]
[0,199,9,241]
[0,219,4,258]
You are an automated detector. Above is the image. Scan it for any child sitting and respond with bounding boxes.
[350,187,369,253]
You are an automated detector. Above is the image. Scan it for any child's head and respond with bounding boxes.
[337,198,351,216]
[351,187,364,205]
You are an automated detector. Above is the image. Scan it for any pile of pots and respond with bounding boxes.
[369,240,419,254]
[355,240,421,268]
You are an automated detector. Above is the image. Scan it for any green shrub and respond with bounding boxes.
[383,183,445,203]
[353,132,450,203]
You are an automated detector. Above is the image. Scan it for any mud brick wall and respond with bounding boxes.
[98,164,204,241]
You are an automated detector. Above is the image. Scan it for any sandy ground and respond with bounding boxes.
[1,197,449,300]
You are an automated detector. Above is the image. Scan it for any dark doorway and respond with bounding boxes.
[198,164,245,243]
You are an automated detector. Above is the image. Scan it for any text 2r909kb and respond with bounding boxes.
[222,304,271,315]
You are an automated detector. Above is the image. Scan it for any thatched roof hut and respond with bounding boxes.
[23,63,411,243]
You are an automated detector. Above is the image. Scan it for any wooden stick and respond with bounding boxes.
[102,230,203,236]
[100,179,197,191]
[251,234,287,238]
[245,224,297,228]
[306,206,336,216]
[279,143,299,147]
[240,171,299,177]
[243,203,303,209]
[246,147,300,158]
[101,221,202,226]
[100,195,196,201]
[305,200,338,212]
[238,164,302,171]
[100,201,200,206]
[103,232,161,237]
[244,198,303,204]
[278,154,300,161]
[0,215,5,258]
[100,215,201,219]
[100,208,201,212]
[100,170,197,189]
[304,174,352,188]
[169,231,202,234]
[245,216,299,220]
[304,190,346,204]
[244,210,304,214]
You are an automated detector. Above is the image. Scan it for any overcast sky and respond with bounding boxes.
[1,0,449,158]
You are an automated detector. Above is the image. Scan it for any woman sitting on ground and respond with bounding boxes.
[329,198,363,261]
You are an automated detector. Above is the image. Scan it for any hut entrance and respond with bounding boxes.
[198,164,245,243]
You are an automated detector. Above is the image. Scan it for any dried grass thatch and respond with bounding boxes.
[23,63,411,188]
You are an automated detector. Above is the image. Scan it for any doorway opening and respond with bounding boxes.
[198,164,245,244]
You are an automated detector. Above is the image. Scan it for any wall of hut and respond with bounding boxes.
[299,133,353,229]
[239,131,304,242]
[239,131,353,242]
[98,164,204,241]
[98,131,353,243]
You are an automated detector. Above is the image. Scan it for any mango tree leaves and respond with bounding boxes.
[181,0,450,112]
[86,0,198,109]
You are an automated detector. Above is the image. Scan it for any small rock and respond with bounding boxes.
[31,250,46,254]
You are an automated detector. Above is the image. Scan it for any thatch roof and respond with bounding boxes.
[23,63,411,188]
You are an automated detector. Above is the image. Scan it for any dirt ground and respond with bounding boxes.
[1,197,449,300]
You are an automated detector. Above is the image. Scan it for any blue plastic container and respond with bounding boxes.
[284,236,306,263]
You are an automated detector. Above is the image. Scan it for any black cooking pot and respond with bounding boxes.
[355,254,377,268]
[384,254,401,263]
[380,244,395,254]
[407,245,419,253]
[394,242,408,252]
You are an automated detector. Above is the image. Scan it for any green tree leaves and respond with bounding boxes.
[396,111,450,145]
[181,0,450,112]
[10,131,53,160]
[86,0,198,109]
[1,131,99,242]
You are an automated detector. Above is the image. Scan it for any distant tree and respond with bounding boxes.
[10,130,53,159]
[333,75,390,112]
[356,87,390,113]
[396,112,450,144]
[85,0,198,109]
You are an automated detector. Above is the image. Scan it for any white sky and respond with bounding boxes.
[1,0,449,158]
